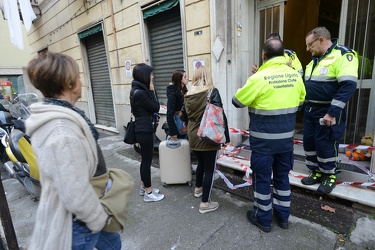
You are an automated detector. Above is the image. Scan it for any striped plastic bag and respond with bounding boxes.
[197,102,225,145]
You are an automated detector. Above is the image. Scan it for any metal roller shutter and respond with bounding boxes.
[147,5,183,105]
[84,32,116,127]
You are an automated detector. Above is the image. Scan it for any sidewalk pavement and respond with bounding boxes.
[1,135,375,250]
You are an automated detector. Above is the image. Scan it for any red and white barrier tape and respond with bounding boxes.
[293,140,303,145]
[229,127,249,137]
[215,169,252,190]
[344,144,375,150]
[292,140,375,182]
[336,181,375,187]
[346,160,375,182]
[220,145,247,158]
[218,144,375,189]
[215,145,252,189]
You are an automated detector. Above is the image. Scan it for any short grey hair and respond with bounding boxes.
[306,27,331,40]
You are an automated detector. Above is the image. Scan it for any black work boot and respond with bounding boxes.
[317,174,336,195]
[275,217,289,229]
[246,210,272,233]
[301,170,323,185]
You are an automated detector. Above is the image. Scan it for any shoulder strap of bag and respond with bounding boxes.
[130,89,140,120]
[206,89,212,103]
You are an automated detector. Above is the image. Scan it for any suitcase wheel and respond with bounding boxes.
[162,182,168,187]
[187,181,192,187]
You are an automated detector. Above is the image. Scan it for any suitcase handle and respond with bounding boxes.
[166,140,181,149]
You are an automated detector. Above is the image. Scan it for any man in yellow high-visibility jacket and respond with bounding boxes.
[302,27,358,195]
[252,33,304,77]
[232,39,306,232]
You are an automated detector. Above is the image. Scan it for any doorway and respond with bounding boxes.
[281,0,374,144]
[282,0,342,139]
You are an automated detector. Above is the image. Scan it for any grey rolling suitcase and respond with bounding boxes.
[159,139,192,186]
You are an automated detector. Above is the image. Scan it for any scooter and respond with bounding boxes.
[1,93,41,200]
[0,100,15,164]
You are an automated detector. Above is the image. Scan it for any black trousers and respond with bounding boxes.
[194,150,217,202]
[135,132,154,188]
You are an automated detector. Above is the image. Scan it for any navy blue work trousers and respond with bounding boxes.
[303,105,345,174]
[251,151,293,227]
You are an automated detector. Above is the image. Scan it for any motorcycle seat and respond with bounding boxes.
[9,129,29,163]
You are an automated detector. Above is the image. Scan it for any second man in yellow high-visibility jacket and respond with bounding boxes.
[233,39,306,232]
[252,33,304,77]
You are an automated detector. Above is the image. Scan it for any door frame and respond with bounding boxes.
[339,0,375,173]
[255,0,286,66]
[338,0,375,142]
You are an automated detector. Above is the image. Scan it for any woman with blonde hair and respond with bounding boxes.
[180,65,229,214]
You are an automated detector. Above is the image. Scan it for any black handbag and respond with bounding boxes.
[124,117,136,144]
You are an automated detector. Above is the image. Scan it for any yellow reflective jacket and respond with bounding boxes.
[304,39,358,118]
[284,49,303,77]
[232,56,306,153]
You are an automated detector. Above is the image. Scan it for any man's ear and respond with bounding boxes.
[262,52,267,62]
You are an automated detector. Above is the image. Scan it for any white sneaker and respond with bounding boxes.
[194,188,203,198]
[199,201,219,214]
[144,192,165,202]
[139,186,160,196]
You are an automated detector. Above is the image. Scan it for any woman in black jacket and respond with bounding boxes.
[166,70,189,139]
[130,63,164,202]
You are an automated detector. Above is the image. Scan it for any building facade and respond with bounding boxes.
[0,18,33,99]
[26,0,374,147]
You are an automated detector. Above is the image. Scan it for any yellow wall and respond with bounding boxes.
[0,18,33,67]
[27,0,211,132]
[28,0,211,93]
[185,0,211,77]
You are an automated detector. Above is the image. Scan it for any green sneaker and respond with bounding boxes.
[301,170,323,185]
[317,175,336,195]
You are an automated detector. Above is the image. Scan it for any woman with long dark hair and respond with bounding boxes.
[166,70,189,139]
[130,63,164,202]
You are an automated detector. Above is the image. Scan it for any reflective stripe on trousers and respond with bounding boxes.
[251,151,293,227]
[303,105,338,174]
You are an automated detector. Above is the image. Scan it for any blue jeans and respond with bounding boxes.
[72,220,121,250]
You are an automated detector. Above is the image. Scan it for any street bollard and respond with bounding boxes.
[0,172,19,250]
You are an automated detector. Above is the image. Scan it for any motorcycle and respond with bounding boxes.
[1,93,41,200]
[0,100,15,164]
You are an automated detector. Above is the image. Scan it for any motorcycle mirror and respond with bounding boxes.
[0,100,11,111]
